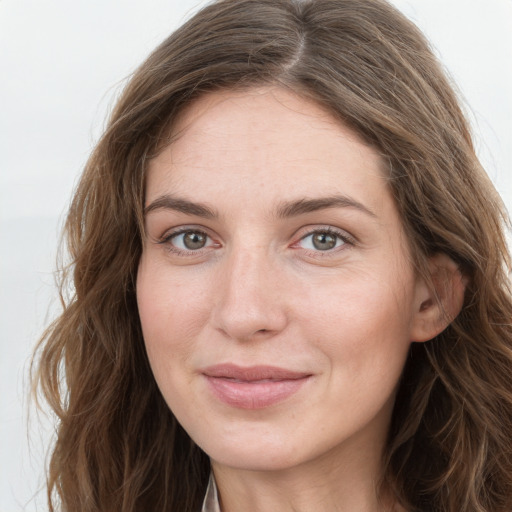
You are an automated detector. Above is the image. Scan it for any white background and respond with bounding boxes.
[1,1,510,510]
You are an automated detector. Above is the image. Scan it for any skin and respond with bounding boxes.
[137,87,454,512]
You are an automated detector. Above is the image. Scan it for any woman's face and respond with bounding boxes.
[137,87,427,473]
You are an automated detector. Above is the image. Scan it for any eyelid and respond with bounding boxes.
[152,224,356,258]
[291,225,356,252]
[156,225,221,256]
[158,226,208,244]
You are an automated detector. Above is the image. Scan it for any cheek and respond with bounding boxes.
[136,259,208,370]
[298,267,415,369]
[136,261,211,422]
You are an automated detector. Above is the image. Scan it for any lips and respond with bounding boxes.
[202,364,312,409]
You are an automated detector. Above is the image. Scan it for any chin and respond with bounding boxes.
[199,433,307,472]
[210,450,302,473]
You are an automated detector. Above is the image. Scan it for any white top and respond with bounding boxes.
[201,473,221,512]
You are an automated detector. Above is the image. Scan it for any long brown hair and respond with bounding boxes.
[33,0,512,510]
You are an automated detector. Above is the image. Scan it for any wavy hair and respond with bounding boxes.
[33,0,512,510]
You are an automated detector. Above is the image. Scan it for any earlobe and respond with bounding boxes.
[410,253,467,343]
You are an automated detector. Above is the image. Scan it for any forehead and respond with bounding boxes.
[146,86,389,214]
[169,86,379,163]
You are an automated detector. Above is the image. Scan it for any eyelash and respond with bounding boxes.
[294,227,354,255]
[157,226,355,257]
[157,227,217,257]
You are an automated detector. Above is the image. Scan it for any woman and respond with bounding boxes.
[33,0,512,511]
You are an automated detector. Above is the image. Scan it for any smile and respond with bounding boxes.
[202,364,312,410]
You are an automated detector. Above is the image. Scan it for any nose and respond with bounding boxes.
[211,247,289,342]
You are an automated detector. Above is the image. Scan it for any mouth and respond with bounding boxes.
[201,364,312,410]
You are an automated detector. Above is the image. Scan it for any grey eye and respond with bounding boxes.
[172,231,209,250]
[299,230,345,251]
[312,232,338,250]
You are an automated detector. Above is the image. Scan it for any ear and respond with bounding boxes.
[410,253,467,343]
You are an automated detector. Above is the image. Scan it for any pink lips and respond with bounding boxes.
[202,364,312,409]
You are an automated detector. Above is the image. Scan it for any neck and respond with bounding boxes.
[211,436,402,512]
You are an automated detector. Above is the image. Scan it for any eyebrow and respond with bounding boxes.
[144,194,376,219]
[275,195,377,219]
[144,195,217,218]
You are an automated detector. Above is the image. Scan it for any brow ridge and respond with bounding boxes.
[144,195,217,218]
[144,193,376,220]
[275,195,376,218]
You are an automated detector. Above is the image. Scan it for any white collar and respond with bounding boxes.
[201,473,221,512]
